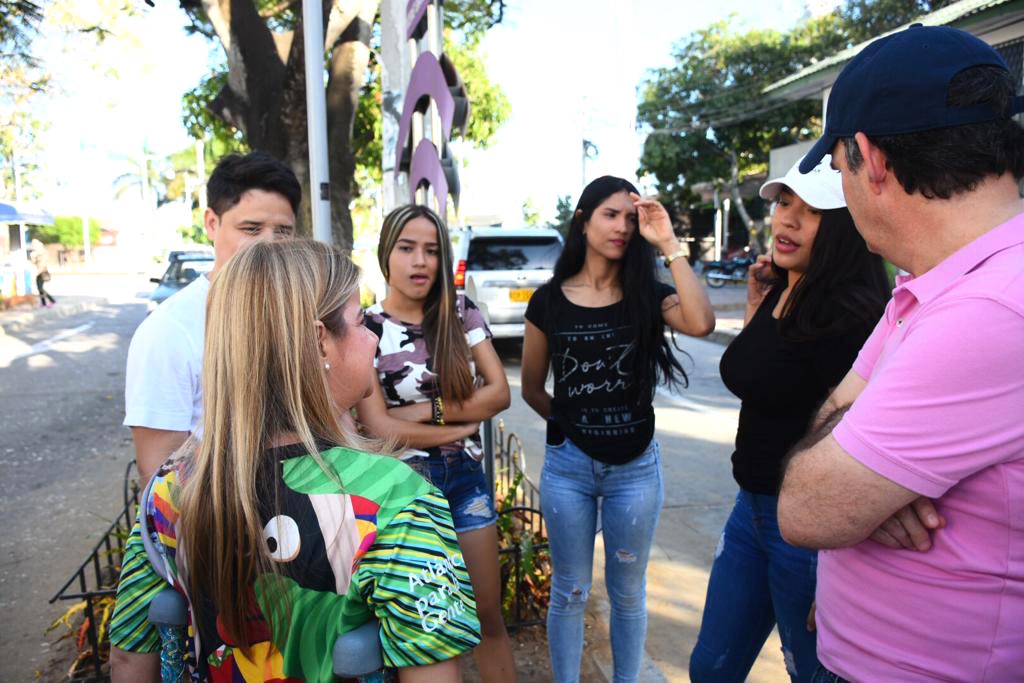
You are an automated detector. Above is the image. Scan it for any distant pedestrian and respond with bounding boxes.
[36,267,55,307]
[777,25,1024,682]
[521,176,714,683]
[689,155,889,683]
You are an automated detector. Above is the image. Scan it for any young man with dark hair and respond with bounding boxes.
[777,25,1024,682]
[124,152,301,482]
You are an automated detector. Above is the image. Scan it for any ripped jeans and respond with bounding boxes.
[409,450,498,533]
[540,437,664,683]
[689,489,819,683]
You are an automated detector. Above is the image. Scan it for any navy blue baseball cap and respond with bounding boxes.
[800,24,1024,173]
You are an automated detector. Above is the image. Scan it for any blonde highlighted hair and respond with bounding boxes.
[178,239,363,650]
[377,204,474,404]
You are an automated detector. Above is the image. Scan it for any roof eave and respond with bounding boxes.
[763,0,1021,101]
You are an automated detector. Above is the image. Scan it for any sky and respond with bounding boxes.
[23,0,819,226]
[457,0,814,224]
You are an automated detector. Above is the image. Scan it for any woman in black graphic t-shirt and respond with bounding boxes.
[521,176,714,683]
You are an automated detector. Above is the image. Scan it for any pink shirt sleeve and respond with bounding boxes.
[850,300,892,380]
[833,296,1024,498]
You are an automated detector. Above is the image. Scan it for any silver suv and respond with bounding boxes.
[450,227,563,338]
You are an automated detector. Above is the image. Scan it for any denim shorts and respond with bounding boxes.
[409,451,498,533]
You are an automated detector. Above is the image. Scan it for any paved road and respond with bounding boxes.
[0,274,150,681]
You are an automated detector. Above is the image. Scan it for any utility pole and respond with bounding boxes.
[13,151,25,254]
[302,0,332,244]
[582,139,598,191]
[81,143,93,262]
[722,197,731,257]
[138,152,151,209]
[713,188,723,262]
[195,139,206,213]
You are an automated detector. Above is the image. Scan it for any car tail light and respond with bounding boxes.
[454,259,466,288]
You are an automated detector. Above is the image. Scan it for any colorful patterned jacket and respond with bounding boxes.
[109,442,481,682]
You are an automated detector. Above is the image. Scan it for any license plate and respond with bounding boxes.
[508,288,535,302]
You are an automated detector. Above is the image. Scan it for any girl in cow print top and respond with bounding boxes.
[356,204,517,683]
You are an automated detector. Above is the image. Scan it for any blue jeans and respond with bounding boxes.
[690,490,819,683]
[810,666,850,683]
[409,451,498,533]
[540,437,664,683]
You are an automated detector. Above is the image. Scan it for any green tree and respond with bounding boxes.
[174,0,509,249]
[638,1,961,246]
[1,1,48,200]
[0,0,44,71]
[547,194,573,240]
[33,215,101,248]
[637,15,845,242]
[444,30,510,151]
[840,0,960,42]
[521,197,541,226]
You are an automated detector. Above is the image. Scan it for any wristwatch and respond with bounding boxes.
[663,246,686,267]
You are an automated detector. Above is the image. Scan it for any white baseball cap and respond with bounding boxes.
[759,153,846,210]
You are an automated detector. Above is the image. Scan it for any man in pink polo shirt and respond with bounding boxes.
[777,25,1024,682]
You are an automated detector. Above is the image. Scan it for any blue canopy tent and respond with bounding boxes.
[0,200,55,226]
[1,202,54,297]
[1,200,54,255]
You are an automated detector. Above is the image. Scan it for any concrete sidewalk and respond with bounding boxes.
[0,296,105,335]
[0,272,152,336]
[703,282,745,347]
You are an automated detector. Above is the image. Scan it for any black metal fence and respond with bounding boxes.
[48,461,139,682]
[486,418,550,631]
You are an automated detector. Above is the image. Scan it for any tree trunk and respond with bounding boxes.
[728,149,765,254]
[280,3,314,236]
[325,1,378,251]
[200,0,377,245]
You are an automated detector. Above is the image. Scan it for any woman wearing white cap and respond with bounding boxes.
[688,155,890,683]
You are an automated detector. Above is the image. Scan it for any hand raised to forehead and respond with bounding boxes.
[629,192,676,252]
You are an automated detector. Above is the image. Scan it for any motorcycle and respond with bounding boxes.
[699,254,755,288]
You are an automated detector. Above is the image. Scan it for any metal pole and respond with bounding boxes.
[81,143,91,261]
[483,418,494,496]
[302,0,332,244]
[581,139,587,191]
[713,188,723,262]
[81,208,91,262]
[195,139,207,214]
[138,152,151,208]
[722,197,731,256]
[13,151,26,253]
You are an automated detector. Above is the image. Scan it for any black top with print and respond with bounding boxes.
[525,281,675,465]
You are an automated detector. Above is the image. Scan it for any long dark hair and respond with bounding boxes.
[770,207,890,341]
[551,176,687,402]
[378,205,474,404]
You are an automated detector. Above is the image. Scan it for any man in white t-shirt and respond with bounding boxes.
[124,152,300,482]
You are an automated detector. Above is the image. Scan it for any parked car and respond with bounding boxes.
[450,227,563,338]
[148,253,215,311]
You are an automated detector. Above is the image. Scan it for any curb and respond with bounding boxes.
[706,328,739,347]
[0,300,101,336]
[584,598,668,683]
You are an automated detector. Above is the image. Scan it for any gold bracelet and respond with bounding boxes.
[663,247,686,267]
[432,396,446,425]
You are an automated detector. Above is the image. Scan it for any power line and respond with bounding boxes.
[643,96,812,135]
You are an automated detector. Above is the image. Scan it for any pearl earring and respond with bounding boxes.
[324,362,331,370]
